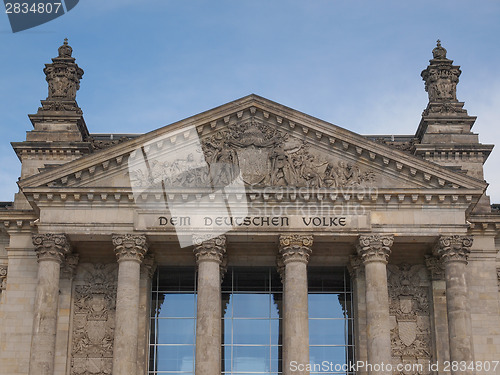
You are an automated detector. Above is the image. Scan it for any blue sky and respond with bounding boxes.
[1,0,499,202]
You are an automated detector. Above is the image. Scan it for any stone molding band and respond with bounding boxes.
[112,234,148,263]
[433,235,473,264]
[278,234,313,264]
[193,234,227,264]
[356,234,394,264]
[32,233,71,263]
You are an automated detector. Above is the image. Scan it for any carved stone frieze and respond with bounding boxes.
[433,235,473,264]
[388,263,432,371]
[424,255,445,281]
[112,234,148,263]
[32,233,71,263]
[129,118,377,189]
[278,234,313,264]
[71,263,118,375]
[193,234,226,264]
[356,235,393,264]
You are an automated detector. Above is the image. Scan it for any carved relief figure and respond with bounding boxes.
[387,264,432,374]
[70,263,117,375]
[129,118,378,189]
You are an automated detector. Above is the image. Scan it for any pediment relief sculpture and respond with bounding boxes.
[129,118,377,190]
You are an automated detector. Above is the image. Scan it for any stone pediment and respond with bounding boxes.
[18,95,487,198]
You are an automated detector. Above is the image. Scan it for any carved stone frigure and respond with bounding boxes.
[193,234,226,264]
[71,263,117,375]
[278,234,313,264]
[387,263,432,366]
[433,235,473,264]
[356,234,393,264]
[112,234,148,263]
[43,39,84,101]
[32,233,71,263]
[421,40,461,103]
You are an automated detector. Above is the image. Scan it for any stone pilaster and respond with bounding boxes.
[434,235,475,375]
[193,234,226,375]
[425,255,450,375]
[29,233,71,375]
[356,234,393,375]
[348,255,367,375]
[111,234,148,375]
[279,234,313,375]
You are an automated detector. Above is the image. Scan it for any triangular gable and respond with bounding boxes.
[18,94,487,194]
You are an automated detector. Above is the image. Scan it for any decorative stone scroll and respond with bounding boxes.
[129,118,377,189]
[0,265,7,294]
[356,234,393,264]
[278,234,313,264]
[433,235,473,263]
[387,263,432,369]
[70,263,118,375]
[32,233,71,262]
[193,234,226,264]
[112,234,148,263]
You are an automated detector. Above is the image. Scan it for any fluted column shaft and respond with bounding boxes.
[112,234,148,375]
[193,235,226,375]
[434,235,475,375]
[279,234,313,375]
[357,235,393,375]
[29,234,70,375]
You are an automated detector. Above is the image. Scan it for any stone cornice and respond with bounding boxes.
[433,235,473,264]
[356,234,394,264]
[112,234,148,263]
[32,233,71,263]
[193,234,226,264]
[18,95,487,192]
[279,234,313,264]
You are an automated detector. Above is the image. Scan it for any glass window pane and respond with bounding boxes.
[155,345,194,372]
[232,294,270,318]
[270,294,282,319]
[155,293,196,318]
[233,319,270,345]
[222,345,232,373]
[308,294,346,319]
[233,346,270,372]
[309,346,347,369]
[270,320,281,346]
[157,319,195,345]
[270,346,281,373]
[309,319,346,345]
[233,268,270,291]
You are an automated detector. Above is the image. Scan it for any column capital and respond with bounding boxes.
[347,255,364,278]
[425,255,445,280]
[193,234,226,264]
[32,233,71,263]
[0,265,7,291]
[60,253,79,279]
[112,234,148,263]
[279,234,313,264]
[356,234,393,264]
[433,235,473,264]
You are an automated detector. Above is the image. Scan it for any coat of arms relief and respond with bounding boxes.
[387,264,432,375]
[129,118,377,189]
[70,264,118,375]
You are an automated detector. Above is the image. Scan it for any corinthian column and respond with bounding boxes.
[434,235,475,375]
[29,233,71,375]
[356,234,393,375]
[193,234,226,375]
[112,234,148,375]
[279,234,313,375]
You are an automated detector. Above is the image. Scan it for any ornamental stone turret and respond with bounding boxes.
[414,40,494,212]
[11,40,93,209]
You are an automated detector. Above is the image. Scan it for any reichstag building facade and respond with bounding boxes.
[0,40,499,375]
